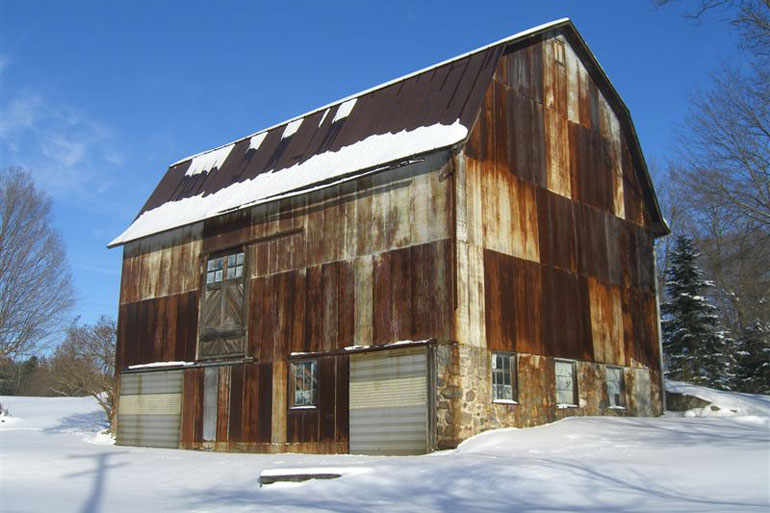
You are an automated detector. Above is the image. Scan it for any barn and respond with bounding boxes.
[109,18,668,455]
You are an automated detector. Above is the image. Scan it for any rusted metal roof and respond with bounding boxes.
[110,18,666,247]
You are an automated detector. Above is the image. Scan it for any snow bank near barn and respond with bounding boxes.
[666,380,770,418]
[1,392,768,512]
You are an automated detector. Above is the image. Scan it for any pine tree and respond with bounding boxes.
[661,235,733,389]
[733,320,770,394]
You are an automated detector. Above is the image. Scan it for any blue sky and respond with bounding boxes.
[0,1,739,327]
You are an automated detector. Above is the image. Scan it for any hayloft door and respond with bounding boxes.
[199,250,247,359]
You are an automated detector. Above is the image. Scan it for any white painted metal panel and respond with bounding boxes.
[202,367,218,442]
[633,368,653,416]
[349,347,429,455]
[117,370,183,449]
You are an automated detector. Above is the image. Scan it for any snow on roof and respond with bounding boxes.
[111,122,467,246]
[184,144,234,177]
[111,18,574,247]
[281,119,303,139]
[248,132,267,151]
[126,361,194,370]
[168,18,569,169]
[317,108,330,127]
[332,98,357,123]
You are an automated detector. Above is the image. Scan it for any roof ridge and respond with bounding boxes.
[169,17,571,168]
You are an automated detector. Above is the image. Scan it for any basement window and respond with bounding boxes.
[492,352,518,403]
[291,360,318,408]
[555,360,578,407]
[606,366,626,409]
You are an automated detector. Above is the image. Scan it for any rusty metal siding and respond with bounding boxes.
[541,265,594,361]
[120,224,202,305]
[286,354,349,449]
[371,240,453,346]
[241,363,272,443]
[117,291,198,369]
[464,35,661,381]
[575,203,610,283]
[180,367,203,446]
[536,188,577,273]
[202,209,252,253]
[248,239,451,359]
[484,249,544,355]
[228,363,244,442]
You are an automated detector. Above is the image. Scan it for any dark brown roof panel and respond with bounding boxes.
[111,19,577,247]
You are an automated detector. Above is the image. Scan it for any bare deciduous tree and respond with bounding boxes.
[654,0,770,56]
[0,167,75,359]
[653,0,770,345]
[680,65,770,228]
[50,316,116,430]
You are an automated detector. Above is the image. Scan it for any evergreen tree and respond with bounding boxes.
[734,320,770,394]
[661,235,733,389]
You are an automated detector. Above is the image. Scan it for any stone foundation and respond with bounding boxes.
[434,344,663,449]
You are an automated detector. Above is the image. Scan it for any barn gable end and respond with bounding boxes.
[113,19,666,454]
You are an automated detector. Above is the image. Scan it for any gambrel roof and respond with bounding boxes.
[110,18,666,247]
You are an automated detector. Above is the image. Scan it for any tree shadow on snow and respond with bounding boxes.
[178,451,769,513]
[44,410,108,434]
[529,457,768,512]
[65,452,130,513]
[589,417,770,448]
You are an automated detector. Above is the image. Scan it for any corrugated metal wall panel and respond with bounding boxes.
[120,371,184,395]
[349,347,429,455]
[117,370,183,449]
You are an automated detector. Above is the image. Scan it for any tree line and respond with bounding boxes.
[0,316,115,407]
[656,0,769,393]
[0,167,116,426]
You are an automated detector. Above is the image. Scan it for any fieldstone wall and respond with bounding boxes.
[433,344,663,449]
[665,391,710,412]
[434,343,462,449]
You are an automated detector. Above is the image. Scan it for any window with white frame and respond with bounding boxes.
[606,366,626,408]
[555,360,578,406]
[492,352,518,403]
[291,360,318,408]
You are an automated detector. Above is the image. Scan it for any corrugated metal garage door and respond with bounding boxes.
[349,347,430,455]
[116,370,183,448]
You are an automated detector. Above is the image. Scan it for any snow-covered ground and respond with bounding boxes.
[666,380,770,417]
[1,386,768,513]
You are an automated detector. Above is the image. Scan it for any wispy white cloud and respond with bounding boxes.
[0,90,125,201]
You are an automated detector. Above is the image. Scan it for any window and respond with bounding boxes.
[492,353,518,403]
[606,366,626,408]
[553,39,565,65]
[555,360,578,407]
[291,360,318,408]
[206,251,244,284]
[199,248,247,359]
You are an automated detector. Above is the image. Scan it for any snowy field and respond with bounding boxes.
[1,386,768,513]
